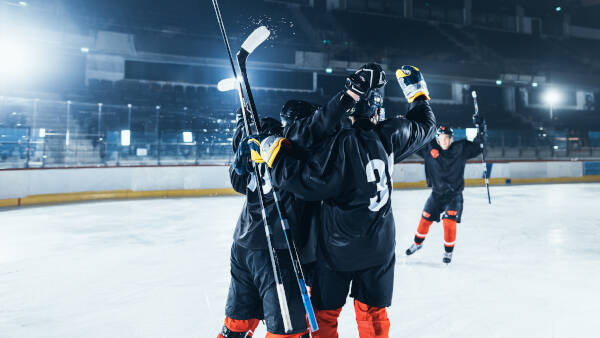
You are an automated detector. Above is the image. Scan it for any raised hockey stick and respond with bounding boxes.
[472,91,492,204]
[237,26,319,333]
[211,1,293,332]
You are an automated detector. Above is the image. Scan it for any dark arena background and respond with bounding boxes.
[1,1,599,337]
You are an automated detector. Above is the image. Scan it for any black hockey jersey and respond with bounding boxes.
[230,91,357,259]
[416,137,483,195]
[270,100,436,271]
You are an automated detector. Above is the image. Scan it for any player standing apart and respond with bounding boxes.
[405,125,485,264]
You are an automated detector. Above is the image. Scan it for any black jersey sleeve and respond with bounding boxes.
[461,137,484,159]
[270,141,346,202]
[383,99,436,163]
[229,165,250,195]
[414,142,430,159]
[284,91,356,150]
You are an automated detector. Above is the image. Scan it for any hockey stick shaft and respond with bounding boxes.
[471,91,491,204]
[211,0,293,332]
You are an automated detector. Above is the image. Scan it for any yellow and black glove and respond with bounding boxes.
[396,65,430,103]
[248,135,289,168]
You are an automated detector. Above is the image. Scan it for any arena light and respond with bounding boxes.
[0,40,33,79]
[555,6,562,12]
[532,82,538,87]
[80,47,90,53]
[39,128,45,138]
[121,130,131,146]
[543,88,562,106]
[325,67,333,74]
[495,80,502,86]
[182,131,193,143]
[18,1,27,6]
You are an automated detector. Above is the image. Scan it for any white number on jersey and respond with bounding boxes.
[365,153,394,212]
[247,165,272,194]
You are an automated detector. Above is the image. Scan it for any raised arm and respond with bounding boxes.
[284,63,386,150]
[461,132,484,159]
[387,97,436,163]
[388,65,436,162]
[284,91,356,150]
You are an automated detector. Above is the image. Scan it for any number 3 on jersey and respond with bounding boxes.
[365,154,393,212]
[247,165,272,194]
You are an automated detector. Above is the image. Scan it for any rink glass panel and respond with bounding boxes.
[1,96,599,169]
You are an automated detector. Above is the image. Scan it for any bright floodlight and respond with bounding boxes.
[543,89,561,105]
[121,130,131,146]
[0,41,32,78]
[182,131,193,143]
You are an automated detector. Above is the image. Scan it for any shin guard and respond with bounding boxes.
[312,308,342,338]
[354,300,390,338]
[443,218,457,253]
[414,217,433,245]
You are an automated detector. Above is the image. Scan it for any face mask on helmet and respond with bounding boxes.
[280,100,321,128]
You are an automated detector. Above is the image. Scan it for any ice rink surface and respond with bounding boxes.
[1,183,600,338]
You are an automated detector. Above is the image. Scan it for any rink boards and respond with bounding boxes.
[1,160,599,207]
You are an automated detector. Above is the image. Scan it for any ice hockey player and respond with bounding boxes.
[218,114,311,338]
[219,82,370,337]
[405,124,485,264]
[248,63,436,337]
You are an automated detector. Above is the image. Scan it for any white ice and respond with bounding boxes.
[1,183,600,338]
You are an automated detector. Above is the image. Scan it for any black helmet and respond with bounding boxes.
[260,117,283,136]
[436,125,454,137]
[280,100,321,128]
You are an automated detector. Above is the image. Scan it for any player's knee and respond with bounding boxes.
[421,211,434,222]
[219,317,260,337]
[442,210,458,221]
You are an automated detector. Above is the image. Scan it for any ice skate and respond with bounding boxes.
[405,243,423,256]
[443,252,453,264]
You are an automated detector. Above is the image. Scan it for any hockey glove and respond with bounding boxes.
[345,63,387,99]
[248,135,290,168]
[396,65,430,103]
[232,136,253,175]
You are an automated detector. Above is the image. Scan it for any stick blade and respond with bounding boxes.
[471,90,477,98]
[241,26,270,54]
[217,77,239,92]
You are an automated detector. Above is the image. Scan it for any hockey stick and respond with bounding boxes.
[211,1,293,332]
[237,26,319,333]
[471,91,492,204]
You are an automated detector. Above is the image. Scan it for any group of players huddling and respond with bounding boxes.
[217,63,485,337]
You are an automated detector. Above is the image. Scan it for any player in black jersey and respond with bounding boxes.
[405,125,484,264]
[248,64,436,337]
